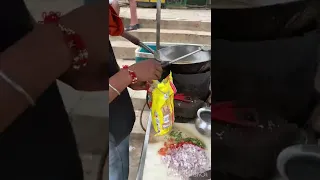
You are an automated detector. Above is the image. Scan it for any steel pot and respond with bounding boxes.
[195,107,211,137]
[277,144,320,180]
[158,45,211,74]
[121,32,211,74]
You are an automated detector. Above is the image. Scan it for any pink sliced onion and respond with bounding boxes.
[161,144,211,180]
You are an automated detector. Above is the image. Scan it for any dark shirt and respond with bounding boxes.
[0,1,83,179]
[84,0,135,145]
[83,0,135,145]
[108,42,136,145]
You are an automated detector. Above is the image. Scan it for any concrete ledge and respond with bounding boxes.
[111,40,137,60]
[110,28,211,45]
[119,7,211,22]
[121,17,211,32]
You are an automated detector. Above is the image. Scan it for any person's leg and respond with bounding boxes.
[110,0,120,15]
[125,0,140,31]
[109,133,130,180]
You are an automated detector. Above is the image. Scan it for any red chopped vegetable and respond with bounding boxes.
[169,144,175,149]
[158,147,168,156]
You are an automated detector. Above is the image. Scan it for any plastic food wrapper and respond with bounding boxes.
[147,73,177,136]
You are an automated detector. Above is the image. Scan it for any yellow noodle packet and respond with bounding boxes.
[147,73,177,136]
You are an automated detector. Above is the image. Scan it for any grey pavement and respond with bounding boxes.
[119,6,211,22]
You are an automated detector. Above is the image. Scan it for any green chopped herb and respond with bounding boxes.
[183,137,206,149]
[169,130,206,149]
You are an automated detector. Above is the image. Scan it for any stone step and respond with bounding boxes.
[121,17,211,32]
[111,40,137,60]
[110,28,211,45]
[119,7,211,31]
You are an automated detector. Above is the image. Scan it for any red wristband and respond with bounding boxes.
[122,65,138,84]
[38,11,88,70]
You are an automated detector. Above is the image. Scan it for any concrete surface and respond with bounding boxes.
[111,41,137,60]
[110,28,211,44]
[121,16,211,32]
[128,133,145,180]
[120,7,211,22]
[71,114,146,180]
[119,6,211,32]
[78,133,145,180]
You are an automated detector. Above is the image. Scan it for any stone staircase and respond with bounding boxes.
[113,8,211,126]
[112,8,211,60]
[111,16,211,59]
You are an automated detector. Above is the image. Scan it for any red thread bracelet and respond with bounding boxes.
[38,11,88,70]
[122,65,138,84]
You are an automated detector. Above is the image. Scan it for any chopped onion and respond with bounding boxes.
[161,143,211,180]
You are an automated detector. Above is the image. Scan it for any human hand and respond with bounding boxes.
[129,60,163,82]
[129,81,152,90]
[57,1,115,91]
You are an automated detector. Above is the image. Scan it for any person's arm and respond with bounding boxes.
[108,69,132,103]
[0,1,110,132]
[108,59,163,103]
[0,23,72,132]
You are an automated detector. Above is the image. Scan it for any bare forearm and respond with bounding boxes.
[0,24,72,132]
[109,69,132,103]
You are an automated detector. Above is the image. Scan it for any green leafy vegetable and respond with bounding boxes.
[169,130,206,149]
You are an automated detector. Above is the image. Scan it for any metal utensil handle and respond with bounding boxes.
[168,48,202,65]
[138,42,155,54]
[156,0,161,51]
[121,31,140,45]
[122,32,155,54]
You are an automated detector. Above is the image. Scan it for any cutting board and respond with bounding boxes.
[142,123,211,180]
